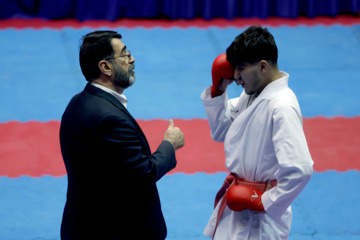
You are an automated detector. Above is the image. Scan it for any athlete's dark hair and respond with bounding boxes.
[226,26,278,66]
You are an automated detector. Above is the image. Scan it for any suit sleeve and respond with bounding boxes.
[96,113,176,185]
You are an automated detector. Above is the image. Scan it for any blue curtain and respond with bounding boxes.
[1,0,359,20]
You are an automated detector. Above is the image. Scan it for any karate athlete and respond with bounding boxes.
[201,26,313,239]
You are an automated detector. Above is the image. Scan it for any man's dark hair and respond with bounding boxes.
[79,30,122,81]
[226,26,278,67]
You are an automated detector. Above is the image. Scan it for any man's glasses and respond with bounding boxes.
[106,50,131,61]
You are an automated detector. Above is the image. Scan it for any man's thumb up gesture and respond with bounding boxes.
[163,119,185,151]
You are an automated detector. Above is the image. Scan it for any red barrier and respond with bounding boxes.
[1,16,360,30]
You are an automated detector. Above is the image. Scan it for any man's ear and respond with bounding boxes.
[259,60,268,73]
[98,60,112,77]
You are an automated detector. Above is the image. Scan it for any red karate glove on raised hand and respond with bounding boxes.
[211,53,234,98]
[226,185,265,212]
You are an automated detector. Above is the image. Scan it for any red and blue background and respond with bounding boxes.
[1,1,360,239]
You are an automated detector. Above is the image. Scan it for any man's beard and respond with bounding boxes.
[113,64,135,89]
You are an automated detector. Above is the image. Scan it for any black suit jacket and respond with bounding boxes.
[60,83,176,240]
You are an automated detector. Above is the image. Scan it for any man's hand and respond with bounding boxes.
[163,119,185,151]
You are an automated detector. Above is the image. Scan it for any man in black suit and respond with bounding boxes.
[60,30,185,240]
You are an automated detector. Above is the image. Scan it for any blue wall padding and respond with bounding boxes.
[0,171,359,239]
[1,0,360,20]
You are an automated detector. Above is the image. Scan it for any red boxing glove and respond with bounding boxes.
[211,53,234,98]
[226,185,265,212]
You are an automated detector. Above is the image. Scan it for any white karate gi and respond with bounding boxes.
[202,72,313,240]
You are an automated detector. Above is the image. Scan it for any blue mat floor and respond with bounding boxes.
[1,25,360,122]
[0,172,359,240]
[1,24,360,239]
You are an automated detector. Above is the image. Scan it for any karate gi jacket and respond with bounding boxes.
[201,72,313,240]
[60,83,176,240]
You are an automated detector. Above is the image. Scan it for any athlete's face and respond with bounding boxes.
[234,62,263,95]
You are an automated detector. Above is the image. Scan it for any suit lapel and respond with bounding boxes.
[84,84,151,154]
